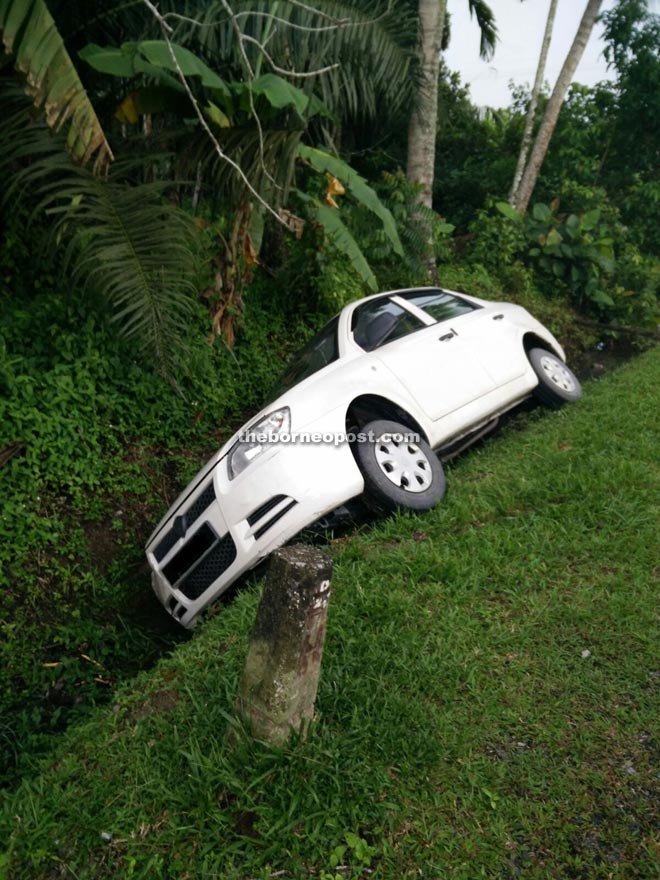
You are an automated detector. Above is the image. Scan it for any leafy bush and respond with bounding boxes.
[524,201,616,310]
[466,205,527,271]
[467,194,659,328]
[338,170,455,291]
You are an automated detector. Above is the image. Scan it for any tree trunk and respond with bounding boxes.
[509,0,558,205]
[407,0,446,278]
[512,0,603,214]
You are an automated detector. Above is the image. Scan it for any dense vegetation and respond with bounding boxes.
[0,0,658,807]
[2,347,659,879]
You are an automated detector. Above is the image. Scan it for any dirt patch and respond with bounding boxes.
[84,521,123,577]
[128,687,180,722]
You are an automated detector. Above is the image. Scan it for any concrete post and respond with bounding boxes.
[236,544,333,745]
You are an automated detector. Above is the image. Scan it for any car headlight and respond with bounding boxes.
[227,407,290,480]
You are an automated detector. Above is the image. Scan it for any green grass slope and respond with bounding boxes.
[2,349,659,880]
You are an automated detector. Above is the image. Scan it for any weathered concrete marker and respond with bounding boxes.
[236,544,333,745]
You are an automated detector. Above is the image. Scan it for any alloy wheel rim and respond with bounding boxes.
[374,434,432,493]
[540,355,576,392]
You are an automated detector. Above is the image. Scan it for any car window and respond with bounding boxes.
[352,299,425,352]
[271,315,339,396]
[398,289,477,323]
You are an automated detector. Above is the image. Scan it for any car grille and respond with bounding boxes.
[163,523,216,584]
[177,532,237,600]
[161,522,237,601]
[153,481,216,563]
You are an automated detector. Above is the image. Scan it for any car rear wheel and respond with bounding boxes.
[528,347,582,409]
[355,419,446,512]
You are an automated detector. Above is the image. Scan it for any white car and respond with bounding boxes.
[146,287,581,627]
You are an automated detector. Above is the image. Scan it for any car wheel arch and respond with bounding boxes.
[522,332,563,361]
[345,394,429,444]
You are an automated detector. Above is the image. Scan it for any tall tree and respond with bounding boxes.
[406,0,446,213]
[511,0,603,214]
[407,0,496,275]
[508,0,559,205]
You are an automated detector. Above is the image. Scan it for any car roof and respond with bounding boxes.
[341,285,488,315]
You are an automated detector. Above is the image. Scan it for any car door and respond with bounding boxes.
[394,290,527,390]
[373,316,496,421]
[446,306,527,386]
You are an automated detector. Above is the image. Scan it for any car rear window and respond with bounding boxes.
[271,315,340,397]
[398,289,477,323]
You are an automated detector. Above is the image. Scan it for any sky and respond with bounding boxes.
[443,0,622,109]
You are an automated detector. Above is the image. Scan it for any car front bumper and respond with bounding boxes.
[146,417,364,627]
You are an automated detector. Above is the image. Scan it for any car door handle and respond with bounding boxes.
[439,331,455,342]
[492,313,504,320]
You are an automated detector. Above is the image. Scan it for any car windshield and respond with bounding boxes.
[271,315,340,398]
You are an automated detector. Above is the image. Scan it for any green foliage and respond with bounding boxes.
[0,233,314,786]
[466,0,498,59]
[178,0,418,124]
[432,70,519,230]
[601,0,660,189]
[0,0,112,169]
[467,192,659,327]
[250,72,311,117]
[620,174,660,253]
[525,201,616,309]
[294,190,375,290]
[379,170,454,266]
[468,204,527,270]
[80,41,318,125]
[536,3,660,258]
[313,242,367,312]
[0,88,200,373]
[316,169,455,292]
[80,40,230,93]
[298,144,404,256]
[294,146,411,293]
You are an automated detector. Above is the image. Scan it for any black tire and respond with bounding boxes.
[528,347,582,409]
[355,419,446,512]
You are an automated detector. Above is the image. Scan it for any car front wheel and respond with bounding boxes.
[355,419,446,512]
[528,347,582,409]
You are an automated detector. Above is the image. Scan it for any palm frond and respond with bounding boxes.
[174,0,417,121]
[0,0,113,171]
[185,126,304,209]
[0,88,198,373]
[468,0,498,61]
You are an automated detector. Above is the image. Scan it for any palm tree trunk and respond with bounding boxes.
[508,0,558,206]
[407,0,446,278]
[407,0,446,211]
[512,0,603,214]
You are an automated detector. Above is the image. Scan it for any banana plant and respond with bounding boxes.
[296,145,404,291]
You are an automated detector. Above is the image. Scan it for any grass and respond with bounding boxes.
[1,347,659,880]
